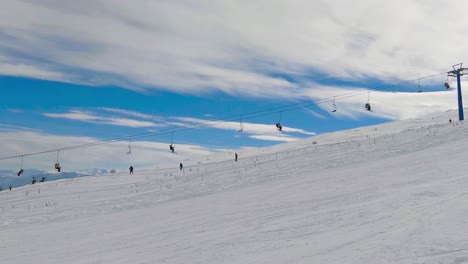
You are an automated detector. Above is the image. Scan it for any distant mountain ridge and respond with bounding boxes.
[0,168,111,189]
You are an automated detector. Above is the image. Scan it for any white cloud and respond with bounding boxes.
[99,107,156,120]
[0,61,68,81]
[1,1,466,97]
[1,0,468,120]
[44,110,96,121]
[7,108,23,113]
[0,124,39,132]
[43,110,158,128]
[250,134,299,142]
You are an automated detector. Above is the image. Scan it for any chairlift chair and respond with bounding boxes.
[275,112,283,131]
[238,115,244,132]
[444,76,451,89]
[54,163,61,172]
[126,137,132,154]
[54,151,61,172]
[169,133,176,152]
[331,96,337,112]
[365,92,372,111]
[365,102,372,111]
[276,123,283,131]
[17,156,24,176]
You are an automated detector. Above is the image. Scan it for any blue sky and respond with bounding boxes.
[0,75,388,146]
[1,0,467,171]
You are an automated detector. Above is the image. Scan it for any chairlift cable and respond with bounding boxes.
[0,71,448,161]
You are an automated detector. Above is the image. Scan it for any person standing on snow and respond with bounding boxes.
[129,166,134,175]
[235,153,238,162]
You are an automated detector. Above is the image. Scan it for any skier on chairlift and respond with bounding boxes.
[365,102,371,111]
[276,123,283,131]
[54,163,61,172]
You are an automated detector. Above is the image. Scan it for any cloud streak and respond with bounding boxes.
[43,109,158,128]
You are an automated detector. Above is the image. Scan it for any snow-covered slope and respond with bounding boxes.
[1,110,468,264]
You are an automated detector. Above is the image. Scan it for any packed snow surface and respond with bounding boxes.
[2,110,468,264]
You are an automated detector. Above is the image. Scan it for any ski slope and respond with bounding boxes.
[2,110,468,264]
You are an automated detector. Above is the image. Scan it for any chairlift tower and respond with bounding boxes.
[448,63,468,121]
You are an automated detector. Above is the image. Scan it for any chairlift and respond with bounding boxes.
[169,132,175,153]
[238,115,244,132]
[365,102,372,111]
[365,92,372,112]
[275,123,283,131]
[126,137,132,154]
[275,112,283,131]
[444,77,450,89]
[331,96,337,112]
[417,78,423,93]
[17,156,24,176]
[54,150,61,172]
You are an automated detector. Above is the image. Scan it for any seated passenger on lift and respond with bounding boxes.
[275,123,283,131]
[55,163,61,172]
[365,103,371,111]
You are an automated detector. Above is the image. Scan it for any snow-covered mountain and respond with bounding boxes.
[1,109,467,264]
